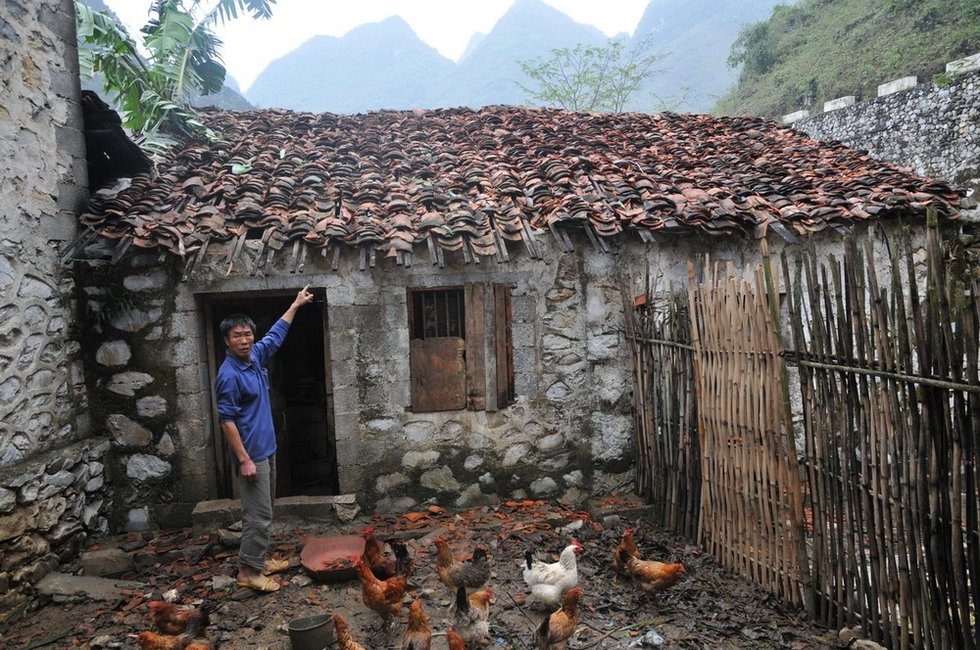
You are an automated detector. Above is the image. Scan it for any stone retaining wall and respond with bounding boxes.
[792,68,980,194]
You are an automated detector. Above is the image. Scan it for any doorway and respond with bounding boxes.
[204,290,338,497]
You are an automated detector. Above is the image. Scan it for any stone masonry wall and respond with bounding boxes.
[73,242,194,532]
[0,0,112,626]
[794,68,980,194]
[72,220,911,527]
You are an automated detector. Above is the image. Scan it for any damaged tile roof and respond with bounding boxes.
[74,105,961,272]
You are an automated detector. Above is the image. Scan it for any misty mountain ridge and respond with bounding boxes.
[243,0,790,114]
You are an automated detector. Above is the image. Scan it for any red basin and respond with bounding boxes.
[300,534,364,582]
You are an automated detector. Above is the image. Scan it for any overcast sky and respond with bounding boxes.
[102,0,650,91]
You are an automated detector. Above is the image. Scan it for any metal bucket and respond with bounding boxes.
[288,613,335,650]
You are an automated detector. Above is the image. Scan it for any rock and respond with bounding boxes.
[419,466,460,492]
[502,444,532,467]
[375,496,416,514]
[109,306,162,333]
[126,507,152,532]
[135,396,168,419]
[586,333,619,360]
[126,454,171,482]
[333,502,360,523]
[81,548,134,577]
[290,573,313,588]
[95,341,131,367]
[217,528,242,546]
[375,473,409,495]
[212,574,237,591]
[35,572,146,602]
[530,477,558,496]
[0,488,15,514]
[402,450,439,469]
[105,371,154,397]
[0,508,35,543]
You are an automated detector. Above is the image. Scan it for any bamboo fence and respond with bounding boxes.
[785,221,979,649]
[623,219,977,647]
[687,257,811,607]
[621,274,700,540]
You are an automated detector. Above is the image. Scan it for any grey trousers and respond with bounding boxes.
[239,455,276,571]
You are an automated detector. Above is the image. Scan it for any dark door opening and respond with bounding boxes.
[205,291,338,497]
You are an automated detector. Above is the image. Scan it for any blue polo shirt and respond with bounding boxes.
[215,318,290,463]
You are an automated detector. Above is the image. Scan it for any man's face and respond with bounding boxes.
[225,324,255,361]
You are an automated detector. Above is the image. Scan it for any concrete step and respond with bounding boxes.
[191,494,359,529]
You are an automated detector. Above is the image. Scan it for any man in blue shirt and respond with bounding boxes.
[215,285,314,592]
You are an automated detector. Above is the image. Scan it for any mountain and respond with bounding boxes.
[630,0,791,113]
[240,0,785,115]
[439,0,607,108]
[245,16,455,112]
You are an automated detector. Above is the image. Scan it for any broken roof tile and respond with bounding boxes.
[78,106,962,268]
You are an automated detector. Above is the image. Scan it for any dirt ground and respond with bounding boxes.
[4,498,839,649]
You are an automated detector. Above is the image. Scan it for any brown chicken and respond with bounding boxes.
[535,587,581,649]
[362,526,391,577]
[135,631,212,650]
[612,529,639,575]
[148,600,211,636]
[401,599,432,650]
[333,613,367,650]
[618,548,686,596]
[446,629,468,650]
[434,539,490,591]
[355,556,409,620]
[448,584,494,645]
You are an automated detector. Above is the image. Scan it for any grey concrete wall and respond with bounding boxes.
[0,0,110,625]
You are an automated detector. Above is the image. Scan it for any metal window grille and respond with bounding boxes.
[411,288,465,340]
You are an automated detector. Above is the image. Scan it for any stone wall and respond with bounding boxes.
[72,218,906,527]
[792,68,980,194]
[73,245,193,531]
[0,0,111,626]
[72,235,638,521]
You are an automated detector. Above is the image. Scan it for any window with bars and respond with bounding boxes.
[408,284,514,413]
[410,288,465,340]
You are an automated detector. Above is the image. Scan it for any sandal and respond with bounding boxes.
[261,557,290,576]
[237,573,280,592]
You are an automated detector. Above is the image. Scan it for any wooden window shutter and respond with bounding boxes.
[410,338,466,411]
[494,284,515,408]
[464,283,486,410]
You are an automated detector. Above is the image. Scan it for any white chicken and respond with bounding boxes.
[522,540,583,607]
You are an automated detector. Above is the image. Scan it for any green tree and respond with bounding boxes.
[728,21,777,78]
[75,0,274,150]
[518,37,664,112]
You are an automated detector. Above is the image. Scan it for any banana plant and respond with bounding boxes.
[76,0,274,152]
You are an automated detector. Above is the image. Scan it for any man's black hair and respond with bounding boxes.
[220,314,256,337]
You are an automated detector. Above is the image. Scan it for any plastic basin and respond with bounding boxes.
[288,613,335,650]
